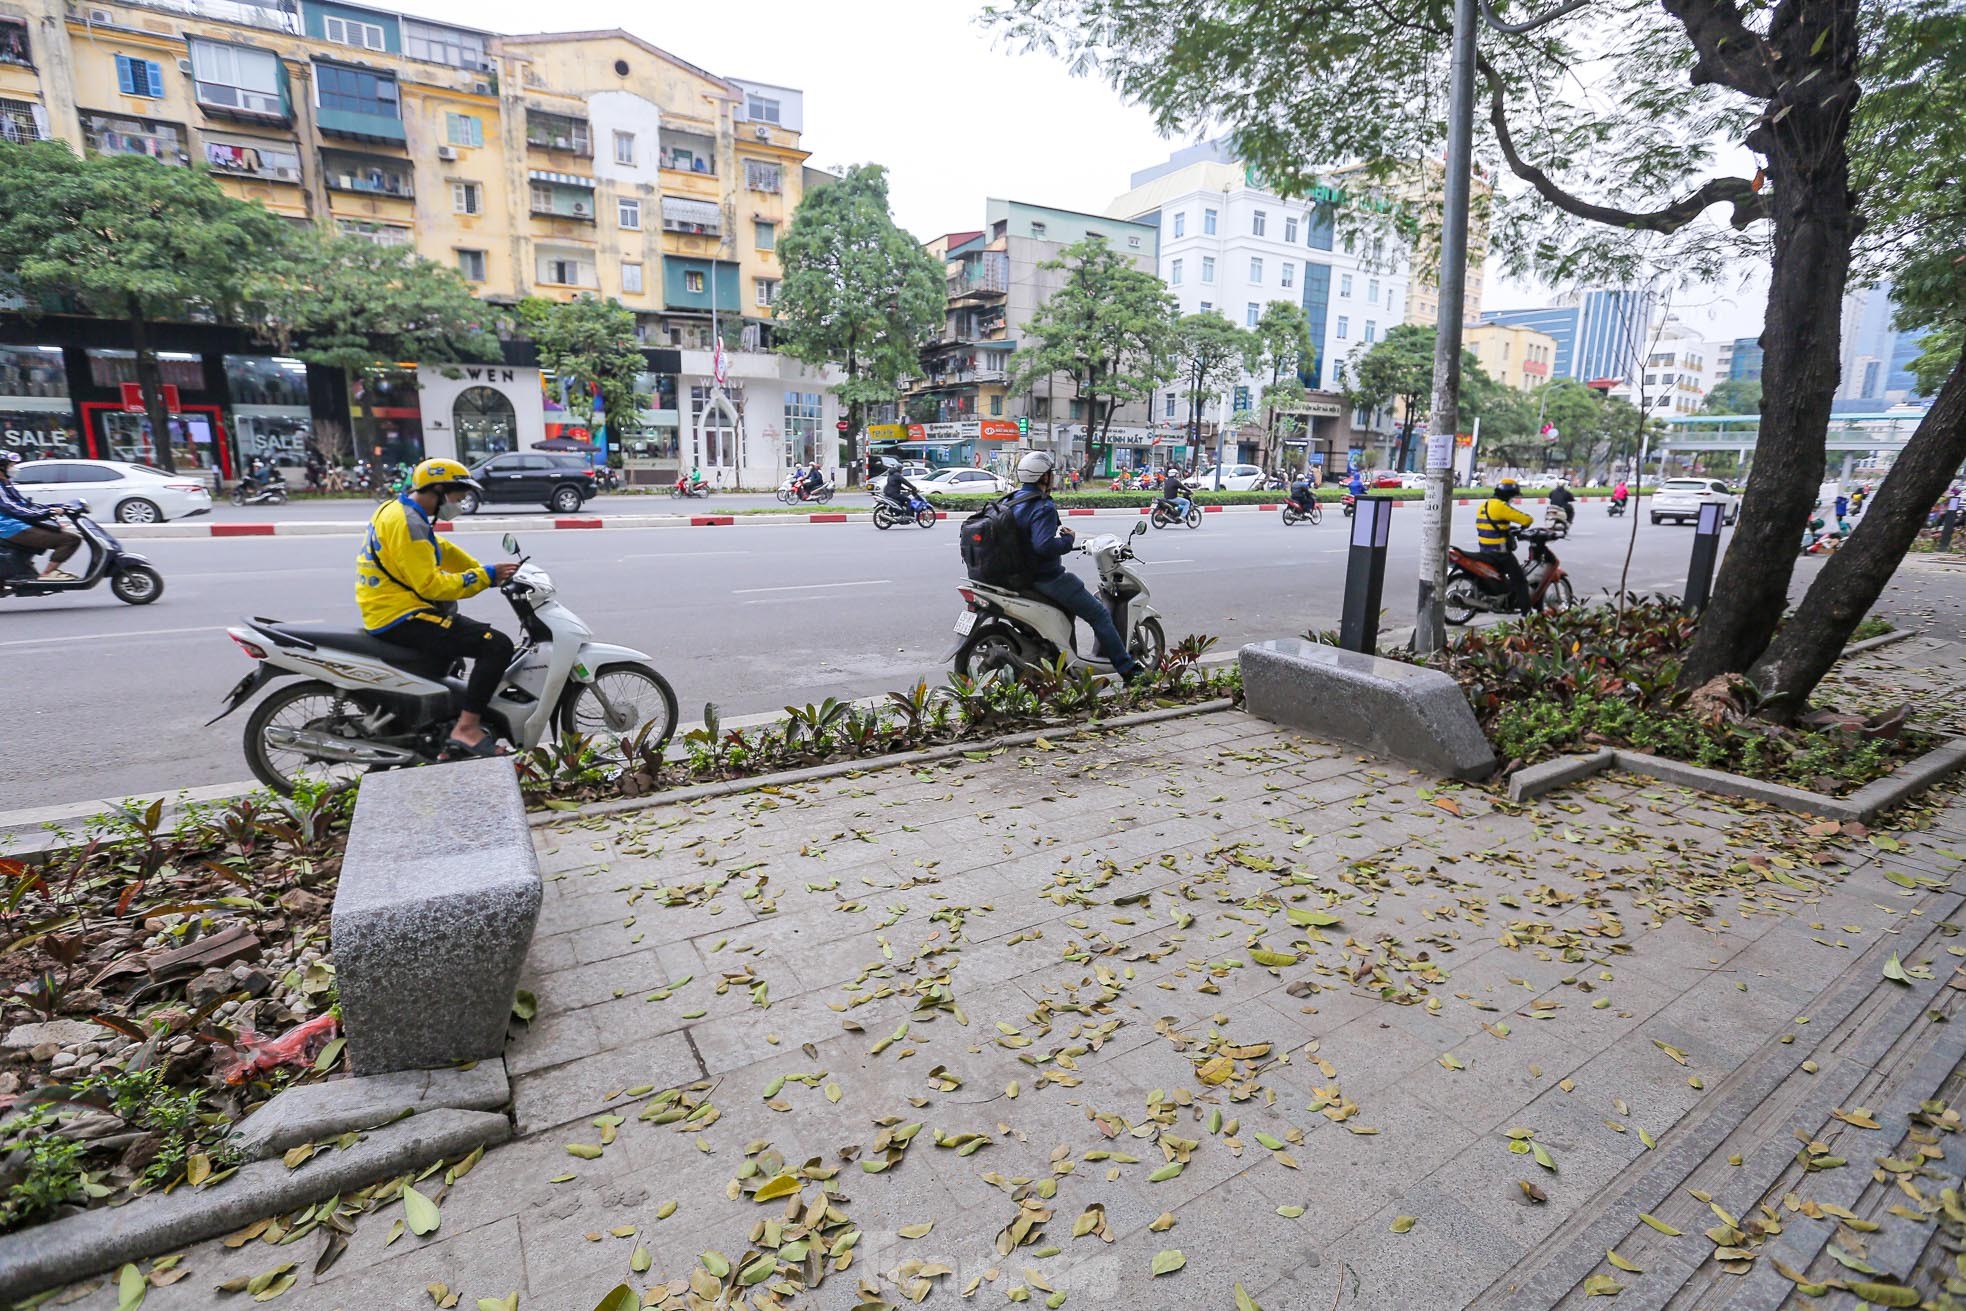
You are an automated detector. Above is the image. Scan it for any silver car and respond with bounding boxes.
[1650,477,1739,526]
[14,459,214,524]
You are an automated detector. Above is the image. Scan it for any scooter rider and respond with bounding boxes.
[800,462,827,501]
[356,458,520,759]
[1611,478,1630,508]
[1549,478,1576,527]
[1008,451,1145,682]
[0,450,83,581]
[1476,479,1536,612]
[1160,466,1191,520]
[880,458,916,510]
[1288,469,1317,513]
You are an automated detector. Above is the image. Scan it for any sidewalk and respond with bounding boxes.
[57,667,1966,1309]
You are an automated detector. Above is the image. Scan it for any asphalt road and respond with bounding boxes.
[1,499,1718,813]
[201,490,876,520]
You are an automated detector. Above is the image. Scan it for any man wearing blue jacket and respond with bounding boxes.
[0,451,82,581]
[1006,450,1145,682]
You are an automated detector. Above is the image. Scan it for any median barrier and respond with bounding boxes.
[1239,638,1497,781]
[333,757,540,1074]
[689,515,734,526]
[553,517,603,529]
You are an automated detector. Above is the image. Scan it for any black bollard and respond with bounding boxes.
[1683,500,1725,615]
[1340,496,1394,653]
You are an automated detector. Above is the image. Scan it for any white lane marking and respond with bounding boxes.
[0,618,324,650]
[619,550,749,560]
[732,579,891,595]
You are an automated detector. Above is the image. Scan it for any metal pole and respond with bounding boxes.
[1415,0,1479,655]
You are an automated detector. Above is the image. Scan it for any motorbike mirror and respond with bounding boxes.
[502,533,520,556]
[1130,518,1148,538]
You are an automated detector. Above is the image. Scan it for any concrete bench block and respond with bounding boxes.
[334,758,541,1074]
[1240,638,1497,781]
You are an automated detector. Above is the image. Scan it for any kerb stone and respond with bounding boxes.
[228,1062,511,1159]
[1239,638,1497,781]
[334,757,541,1074]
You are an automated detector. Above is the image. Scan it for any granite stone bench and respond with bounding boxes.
[333,757,542,1074]
[1240,638,1498,781]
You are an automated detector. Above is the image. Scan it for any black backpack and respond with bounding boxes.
[961,493,1036,588]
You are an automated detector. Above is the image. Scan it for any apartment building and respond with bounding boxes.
[1606,317,1712,417]
[1464,322,1556,393]
[0,0,837,486]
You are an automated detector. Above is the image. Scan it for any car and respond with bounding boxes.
[922,468,1014,499]
[12,458,213,524]
[458,452,598,514]
[1650,476,1739,526]
[865,462,934,490]
[1193,463,1267,491]
[1372,473,1406,490]
[1398,473,1430,490]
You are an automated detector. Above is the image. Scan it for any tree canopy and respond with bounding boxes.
[1338,324,1437,470]
[518,295,647,440]
[258,235,499,372]
[1700,378,1763,416]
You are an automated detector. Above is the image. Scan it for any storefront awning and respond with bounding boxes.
[528,169,594,188]
[661,196,723,227]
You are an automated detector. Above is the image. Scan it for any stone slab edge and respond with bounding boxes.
[1506,749,1614,802]
[0,1107,510,1302]
[1477,881,1963,1310]
[529,699,1240,828]
[228,1062,510,1161]
[1841,627,1915,657]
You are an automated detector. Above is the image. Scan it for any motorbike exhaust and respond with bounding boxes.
[263,726,423,766]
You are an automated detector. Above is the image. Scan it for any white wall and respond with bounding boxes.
[676,350,842,487]
[416,364,547,462]
[587,90,664,187]
[730,79,804,133]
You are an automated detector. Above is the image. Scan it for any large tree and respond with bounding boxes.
[1245,300,1316,470]
[773,163,944,476]
[982,0,1905,689]
[518,295,647,444]
[1701,377,1763,416]
[257,234,500,372]
[1010,235,1177,478]
[1175,311,1255,481]
[1340,324,1437,471]
[0,141,292,472]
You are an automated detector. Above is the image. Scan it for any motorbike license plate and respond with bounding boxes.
[953,610,977,636]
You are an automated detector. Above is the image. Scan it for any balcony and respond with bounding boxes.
[204,137,302,182]
[195,79,290,124]
[948,254,1009,300]
[81,112,187,164]
[317,105,405,143]
[660,131,716,177]
[529,172,596,223]
[323,151,412,198]
[526,110,591,157]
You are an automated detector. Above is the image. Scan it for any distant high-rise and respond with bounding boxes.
[1478,287,1657,385]
[1728,337,1764,381]
[1836,283,1930,410]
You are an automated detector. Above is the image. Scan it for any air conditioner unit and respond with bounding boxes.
[572,202,588,215]
[87,7,111,23]
[753,125,769,140]
[436,145,457,161]
[471,82,492,96]
[177,57,191,73]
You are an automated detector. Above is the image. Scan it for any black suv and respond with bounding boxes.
[458,453,598,514]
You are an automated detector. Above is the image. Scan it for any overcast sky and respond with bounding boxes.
[405,0,1768,341]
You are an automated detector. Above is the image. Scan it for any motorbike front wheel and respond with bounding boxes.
[1540,576,1577,613]
[230,487,247,507]
[557,662,680,749]
[243,679,377,795]
[1130,617,1166,674]
[1443,569,1483,626]
[872,505,895,530]
[914,506,936,529]
[1183,507,1202,529]
[110,564,164,606]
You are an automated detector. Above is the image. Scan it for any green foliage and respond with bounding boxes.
[1701,378,1763,416]
[1011,235,1178,472]
[1175,311,1256,424]
[775,164,945,414]
[1338,324,1503,467]
[518,295,647,437]
[0,1108,88,1232]
[73,1066,231,1188]
[259,236,500,372]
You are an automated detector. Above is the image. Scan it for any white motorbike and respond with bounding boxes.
[210,533,678,793]
[951,518,1165,677]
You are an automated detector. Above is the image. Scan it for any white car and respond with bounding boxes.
[864,462,934,491]
[1398,473,1430,490]
[923,468,1014,499]
[13,459,213,524]
[1194,463,1267,491]
[1650,477,1739,526]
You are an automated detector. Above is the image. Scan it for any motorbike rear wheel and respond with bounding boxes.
[1540,576,1577,612]
[1443,568,1482,626]
[955,624,1030,678]
[243,679,379,795]
[1149,505,1171,529]
[1281,505,1302,526]
[872,505,894,530]
[110,564,164,606]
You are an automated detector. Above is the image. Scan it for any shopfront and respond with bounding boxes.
[0,346,82,460]
[226,356,314,469]
[350,369,424,471]
[869,418,1022,471]
[415,365,546,466]
[79,350,232,476]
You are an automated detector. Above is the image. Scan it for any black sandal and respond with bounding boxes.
[442,735,511,760]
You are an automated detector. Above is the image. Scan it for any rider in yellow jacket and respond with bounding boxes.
[1475,480,1536,611]
[356,458,517,756]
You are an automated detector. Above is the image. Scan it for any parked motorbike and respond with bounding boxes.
[1443,524,1574,624]
[0,504,165,606]
[1280,497,1323,526]
[1149,497,1201,530]
[210,533,678,794]
[872,493,936,530]
[671,479,711,499]
[232,471,289,507]
[951,519,1163,678]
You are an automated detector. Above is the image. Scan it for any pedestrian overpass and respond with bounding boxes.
[1660,411,1928,456]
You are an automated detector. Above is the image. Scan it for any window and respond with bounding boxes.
[316,64,399,119]
[613,130,635,165]
[755,277,779,308]
[1340,273,1353,297]
[189,41,282,114]
[990,394,1003,417]
[1173,212,1186,239]
[1336,316,1349,340]
[452,181,481,214]
[744,160,782,193]
[1128,235,1141,249]
[537,251,595,287]
[1203,208,1217,235]
[456,249,486,282]
[1199,301,1213,313]
[1281,263,1295,289]
[1249,257,1263,283]
[622,262,644,294]
[754,220,776,251]
[335,218,409,246]
[1201,256,1215,283]
[1367,278,1379,304]
[1164,393,1176,419]
[0,98,45,143]
[782,391,821,464]
[445,112,482,147]
[617,197,641,229]
[322,15,387,51]
[529,182,551,212]
[403,20,487,69]
[1284,216,1298,244]
[1170,258,1183,286]
[685,270,705,294]
[1029,220,1047,237]
[745,92,781,124]
[1252,210,1266,236]
[115,55,165,98]
[1364,321,1377,343]
[1247,303,1260,327]
[0,19,30,68]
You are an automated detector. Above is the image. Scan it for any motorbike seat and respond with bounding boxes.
[258,623,455,679]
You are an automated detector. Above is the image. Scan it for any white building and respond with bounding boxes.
[1607,318,1714,418]
[1110,141,1411,470]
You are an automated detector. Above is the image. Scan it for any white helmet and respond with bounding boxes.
[1016,450,1056,484]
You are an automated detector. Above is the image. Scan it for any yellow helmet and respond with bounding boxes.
[409,458,481,494]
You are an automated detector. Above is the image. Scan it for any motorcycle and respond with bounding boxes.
[1341,492,1357,518]
[1149,497,1201,530]
[231,471,289,507]
[951,519,1164,678]
[1607,497,1628,517]
[670,479,712,500]
[873,492,936,530]
[1443,524,1574,624]
[1259,473,1289,492]
[1280,497,1323,527]
[0,504,165,606]
[210,532,678,794]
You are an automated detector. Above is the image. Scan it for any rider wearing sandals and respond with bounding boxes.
[356,458,519,759]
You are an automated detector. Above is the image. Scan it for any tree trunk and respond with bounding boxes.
[1750,345,1966,716]
[1677,14,1860,687]
[128,306,178,475]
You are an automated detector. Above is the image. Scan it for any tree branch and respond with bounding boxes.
[1484,67,1768,233]
[1656,0,1778,98]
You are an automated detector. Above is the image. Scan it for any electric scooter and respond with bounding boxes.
[0,504,165,606]
[950,519,1164,677]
